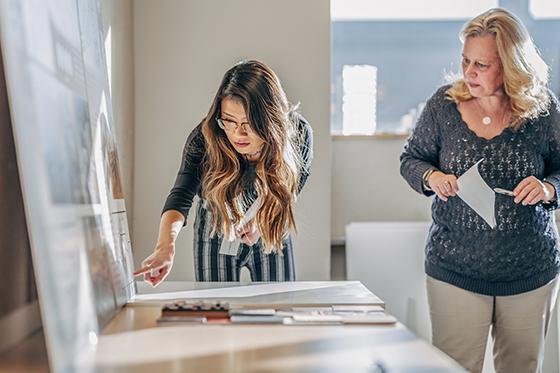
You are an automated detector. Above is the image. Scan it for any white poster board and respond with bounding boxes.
[0,0,134,371]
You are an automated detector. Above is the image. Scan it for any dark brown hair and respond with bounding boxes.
[201,60,302,253]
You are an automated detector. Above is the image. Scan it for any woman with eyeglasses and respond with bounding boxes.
[134,60,313,284]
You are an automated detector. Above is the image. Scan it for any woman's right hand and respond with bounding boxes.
[133,242,175,287]
[428,171,458,202]
[235,219,261,246]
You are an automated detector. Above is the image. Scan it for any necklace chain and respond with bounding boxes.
[244,147,263,161]
[475,98,508,127]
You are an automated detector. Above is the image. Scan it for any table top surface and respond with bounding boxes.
[94,305,465,373]
[1,281,466,373]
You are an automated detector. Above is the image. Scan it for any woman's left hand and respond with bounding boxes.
[236,220,261,246]
[513,176,556,205]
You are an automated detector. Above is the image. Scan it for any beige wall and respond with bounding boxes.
[100,0,135,227]
[132,0,331,280]
[101,0,430,274]
[331,138,431,239]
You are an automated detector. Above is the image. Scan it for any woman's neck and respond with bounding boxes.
[476,89,508,115]
[243,148,262,162]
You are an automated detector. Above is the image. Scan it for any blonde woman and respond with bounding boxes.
[400,8,560,373]
[135,60,312,283]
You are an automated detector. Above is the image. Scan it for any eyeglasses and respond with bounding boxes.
[216,117,253,133]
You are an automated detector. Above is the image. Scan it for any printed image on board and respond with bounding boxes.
[0,0,135,371]
[82,215,118,328]
[30,65,100,205]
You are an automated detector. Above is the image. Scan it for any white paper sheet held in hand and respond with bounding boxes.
[219,197,261,256]
[455,158,496,229]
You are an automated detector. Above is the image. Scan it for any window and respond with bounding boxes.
[331,0,560,136]
[342,65,377,135]
[331,0,498,21]
[530,0,560,19]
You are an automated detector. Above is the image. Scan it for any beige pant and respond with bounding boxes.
[427,276,559,373]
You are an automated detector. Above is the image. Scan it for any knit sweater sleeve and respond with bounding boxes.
[400,87,446,196]
[543,93,560,209]
[161,123,205,222]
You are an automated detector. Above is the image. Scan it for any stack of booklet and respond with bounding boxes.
[157,300,230,324]
[157,301,396,325]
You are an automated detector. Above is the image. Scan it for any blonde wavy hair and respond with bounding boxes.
[201,60,303,253]
[447,8,550,129]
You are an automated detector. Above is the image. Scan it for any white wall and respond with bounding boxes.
[331,137,431,238]
[133,0,331,280]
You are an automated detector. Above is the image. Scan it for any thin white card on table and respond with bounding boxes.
[341,313,397,324]
[456,158,497,229]
[229,309,277,316]
[291,314,343,323]
[219,197,261,256]
[332,305,384,313]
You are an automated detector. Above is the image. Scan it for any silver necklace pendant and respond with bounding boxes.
[482,116,491,125]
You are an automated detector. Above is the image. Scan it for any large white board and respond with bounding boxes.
[0,0,134,371]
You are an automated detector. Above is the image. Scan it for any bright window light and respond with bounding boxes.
[342,65,377,135]
[331,0,499,21]
[530,0,560,19]
[104,27,112,96]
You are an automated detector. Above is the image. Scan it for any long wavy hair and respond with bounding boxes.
[201,60,303,253]
[447,8,550,129]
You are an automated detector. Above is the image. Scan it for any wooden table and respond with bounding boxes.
[0,281,466,372]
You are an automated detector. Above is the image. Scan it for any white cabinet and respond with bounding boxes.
[346,221,559,373]
[346,221,431,340]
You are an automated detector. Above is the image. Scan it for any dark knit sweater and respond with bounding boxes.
[400,85,560,296]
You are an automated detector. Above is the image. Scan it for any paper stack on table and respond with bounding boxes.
[231,305,396,325]
[157,303,397,326]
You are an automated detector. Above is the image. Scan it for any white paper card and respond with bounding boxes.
[341,314,397,324]
[456,158,496,229]
[332,305,384,313]
[219,197,261,256]
[132,282,344,302]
